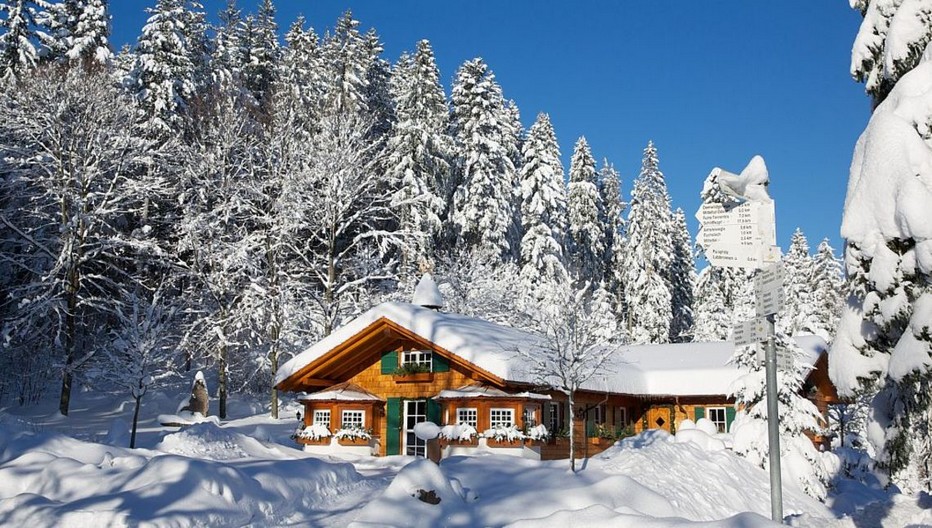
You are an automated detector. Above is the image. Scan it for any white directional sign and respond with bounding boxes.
[756,346,794,371]
[696,200,777,270]
[754,262,785,316]
[734,317,769,347]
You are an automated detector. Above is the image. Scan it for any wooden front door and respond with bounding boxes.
[647,405,672,432]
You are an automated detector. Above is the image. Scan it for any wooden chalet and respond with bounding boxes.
[275,276,840,459]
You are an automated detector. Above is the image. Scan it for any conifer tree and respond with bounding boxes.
[781,228,817,336]
[41,0,111,69]
[127,0,204,137]
[621,141,673,343]
[321,10,369,116]
[363,27,393,140]
[449,58,515,261]
[810,239,843,342]
[692,267,731,341]
[211,0,244,89]
[566,136,604,282]
[385,39,450,277]
[241,0,279,113]
[598,160,626,321]
[517,113,568,298]
[0,0,47,82]
[669,209,695,342]
[280,16,323,126]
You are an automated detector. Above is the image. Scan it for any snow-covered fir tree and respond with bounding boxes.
[0,0,47,82]
[449,58,516,261]
[691,267,731,341]
[127,0,204,137]
[502,99,524,255]
[781,228,818,336]
[668,209,695,342]
[598,160,627,320]
[809,238,844,342]
[730,334,836,499]
[40,0,111,69]
[621,141,674,343]
[566,136,605,282]
[832,8,932,491]
[363,28,393,141]
[517,113,568,300]
[850,0,932,106]
[280,16,323,127]
[211,0,245,89]
[385,39,450,279]
[240,0,279,114]
[321,10,369,116]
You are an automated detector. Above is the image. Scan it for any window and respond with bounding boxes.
[549,402,560,432]
[341,410,365,429]
[401,350,432,371]
[707,407,727,433]
[457,408,478,427]
[490,408,514,428]
[313,410,331,428]
[616,407,627,426]
[594,404,605,425]
[523,405,539,427]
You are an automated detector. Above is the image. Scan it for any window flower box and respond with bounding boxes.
[439,423,479,446]
[482,424,525,447]
[292,423,331,445]
[334,426,372,446]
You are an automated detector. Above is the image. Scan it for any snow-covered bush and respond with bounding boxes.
[439,423,478,441]
[482,425,525,442]
[333,426,372,440]
[525,424,550,441]
[293,423,331,441]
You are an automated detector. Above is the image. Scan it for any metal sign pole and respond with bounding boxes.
[764,313,783,522]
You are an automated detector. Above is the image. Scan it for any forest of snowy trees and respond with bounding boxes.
[0,0,845,432]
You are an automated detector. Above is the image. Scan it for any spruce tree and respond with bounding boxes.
[41,0,111,69]
[241,0,279,113]
[669,209,695,342]
[321,10,369,116]
[621,141,674,343]
[0,0,46,82]
[692,267,731,341]
[517,113,568,298]
[280,16,323,126]
[781,228,817,336]
[449,58,515,261]
[385,39,450,277]
[566,136,604,282]
[810,238,843,342]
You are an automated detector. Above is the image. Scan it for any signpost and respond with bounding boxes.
[697,165,785,524]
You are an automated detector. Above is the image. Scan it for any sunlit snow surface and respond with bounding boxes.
[1,392,930,527]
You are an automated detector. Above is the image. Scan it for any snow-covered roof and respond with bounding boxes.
[610,335,826,397]
[435,384,551,401]
[297,382,384,402]
[275,302,829,397]
[412,273,443,309]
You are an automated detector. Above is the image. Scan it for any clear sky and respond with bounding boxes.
[110,1,869,257]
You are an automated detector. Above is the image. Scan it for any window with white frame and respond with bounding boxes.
[401,350,432,371]
[313,410,331,428]
[341,410,365,430]
[707,407,727,433]
[523,405,539,427]
[490,408,514,428]
[457,407,478,427]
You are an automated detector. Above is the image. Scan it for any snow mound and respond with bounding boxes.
[593,431,830,521]
[414,421,441,441]
[350,458,473,527]
[156,421,283,460]
[506,506,775,528]
[157,411,220,427]
[674,429,725,452]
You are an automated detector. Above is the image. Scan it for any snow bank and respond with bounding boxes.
[506,507,776,528]
[0,423,365,527]
[350,458,474,527]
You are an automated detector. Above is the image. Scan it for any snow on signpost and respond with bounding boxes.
[697,157,785,523]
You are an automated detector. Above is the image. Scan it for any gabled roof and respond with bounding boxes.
[275,302,829,398]
[298,382,384,402]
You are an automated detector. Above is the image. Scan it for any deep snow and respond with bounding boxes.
[1,390,929,527]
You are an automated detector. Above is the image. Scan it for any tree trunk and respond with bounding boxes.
[567,392,576,472]
[219,343,228,419]
[269,331,279,419]
[267,239,280,419]
[130,394,142,449]
[58,267,79,416]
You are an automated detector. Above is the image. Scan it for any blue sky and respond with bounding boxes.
[111,1,868,257]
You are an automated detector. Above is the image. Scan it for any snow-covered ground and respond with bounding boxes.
[1,390,929,527]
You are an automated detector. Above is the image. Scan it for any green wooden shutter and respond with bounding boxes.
[385,398,401,455]
[694,407,705,421]
[380,350,398,374]
[427,398,441,424]
[432,352,449,373]
[725,407,737,432]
